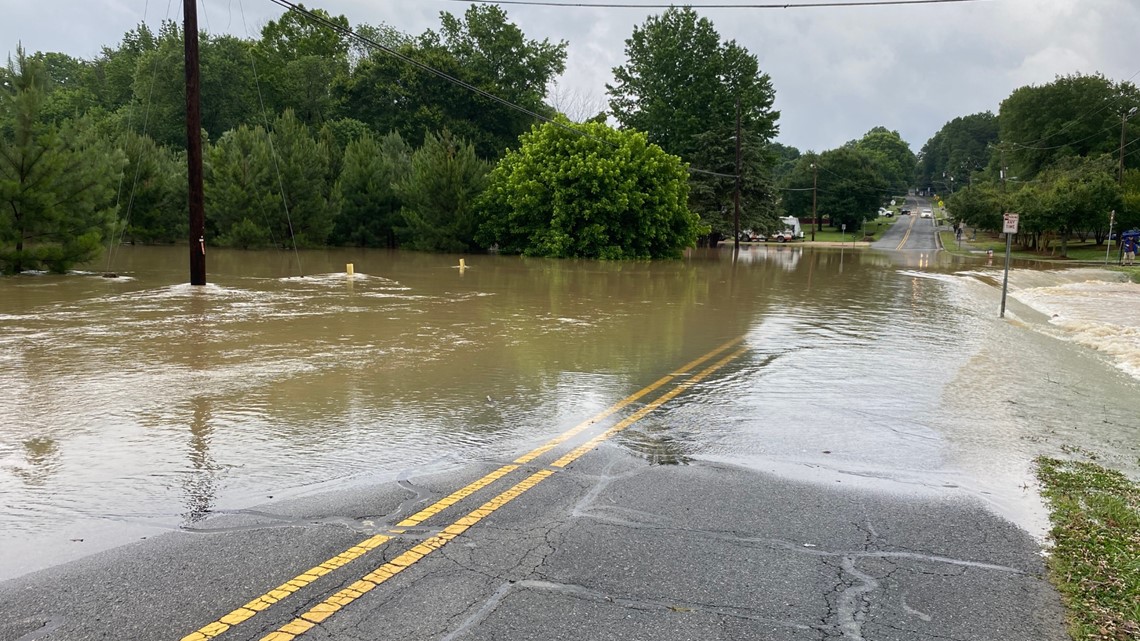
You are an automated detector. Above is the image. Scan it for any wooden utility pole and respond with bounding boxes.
[811,162,818,242]
[733,97,742,250]
[185,0,206,286]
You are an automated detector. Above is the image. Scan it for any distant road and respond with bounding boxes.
[873,195,940,252]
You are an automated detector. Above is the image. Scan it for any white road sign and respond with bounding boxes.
[1003,212,1019,234]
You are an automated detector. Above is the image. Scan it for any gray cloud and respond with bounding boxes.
[3,0,1138,153]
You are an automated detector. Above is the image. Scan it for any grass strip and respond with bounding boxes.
[1035,457,1140,641]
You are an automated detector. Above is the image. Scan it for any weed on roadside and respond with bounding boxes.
[1035,457,1140,640]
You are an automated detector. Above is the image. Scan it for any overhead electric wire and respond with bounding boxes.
[444,0,992,8]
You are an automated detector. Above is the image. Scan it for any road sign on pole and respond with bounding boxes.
[1000,212,1017,318]
[1002,213,1019,234]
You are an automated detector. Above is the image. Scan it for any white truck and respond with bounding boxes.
[770,216,803,242]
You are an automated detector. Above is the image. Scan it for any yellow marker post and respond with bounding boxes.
[346,263,354,276]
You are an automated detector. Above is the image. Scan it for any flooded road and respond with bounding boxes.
[2,245,1138,581]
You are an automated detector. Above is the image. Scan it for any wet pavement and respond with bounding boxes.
[0,330,1072,641]
[0,441,1068,641]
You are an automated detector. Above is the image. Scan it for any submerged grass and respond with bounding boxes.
[1035,457,1140,640]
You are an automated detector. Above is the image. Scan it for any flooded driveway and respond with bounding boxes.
[2,245,1138,580]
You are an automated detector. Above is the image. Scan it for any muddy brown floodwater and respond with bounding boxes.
[2,245,1138,580]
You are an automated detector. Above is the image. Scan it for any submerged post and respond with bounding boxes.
[185,0,206,286]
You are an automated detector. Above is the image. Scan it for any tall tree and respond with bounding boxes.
[780,147,887,232]
[0,49,124,273]
[130,24,259,148]
[117,130,187,244]
[258,2,351,119]
[853,127,916,195]
[396,130,490,252]
[607,7,778,163]
[89,23,158,112]
[1000,74,1140,181]
[918,112,999,194]
[205,110,338,248]
[332,130,411,248]
[1037,155,1121,253]
[687,125,778,241]
[337,5,566,159]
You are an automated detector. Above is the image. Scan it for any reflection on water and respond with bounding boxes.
[1,246,1138,580]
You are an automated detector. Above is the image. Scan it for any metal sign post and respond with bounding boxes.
[1000,212,1018,318]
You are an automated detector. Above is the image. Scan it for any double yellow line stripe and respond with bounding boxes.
[181,336,747,641]
[552,346,748,468]
[180,534,392,641]
[397,336,742,529]
[895,214,918,250]
[260,469,555,641]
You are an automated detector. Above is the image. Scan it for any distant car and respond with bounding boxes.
[900,209,911,215]
[883,211,894,217]
[920,208,933,218]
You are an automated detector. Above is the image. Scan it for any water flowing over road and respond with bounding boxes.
[2,245,1138,581]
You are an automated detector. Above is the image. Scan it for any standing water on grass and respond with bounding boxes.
[1,246,1137,580]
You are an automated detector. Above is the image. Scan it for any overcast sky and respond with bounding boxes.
[3,0,1138,153]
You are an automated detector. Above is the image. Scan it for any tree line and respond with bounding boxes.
[921,74,1140,256]
[19,3,1104,273]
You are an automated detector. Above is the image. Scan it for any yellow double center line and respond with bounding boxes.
[895,214,918,250]
[181,337,748,641]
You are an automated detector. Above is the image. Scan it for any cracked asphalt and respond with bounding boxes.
[0,438,1068,641]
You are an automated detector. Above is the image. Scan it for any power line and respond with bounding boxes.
[443,0,993,8]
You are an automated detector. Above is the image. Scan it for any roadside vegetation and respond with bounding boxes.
[4,5,1139,271]
[1036,457,1140,641]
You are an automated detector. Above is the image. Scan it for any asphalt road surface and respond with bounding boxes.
[873,196,941,253]
[0,339,1069,641]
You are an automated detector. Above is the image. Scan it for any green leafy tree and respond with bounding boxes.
[781,147,888,232]
[336,5,566,159]
[1000,74,1140,181]
[0,50,125,273]
[687,126,778,241]
[947,183,1003,232]
[89,23,158,112]
[1121,168,1140,231]
[256,5,351,126]
[348,23,411,69]
[131,24,259,147]
[1037,155,1121,253]
[853,127,916,194]
[332,130,411,247]
[476,119,701,259]
[396,130,490,252]
[918,112,999,193]
[607,7,778,164]
[770,142,801,183]
[426,4,566,156]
